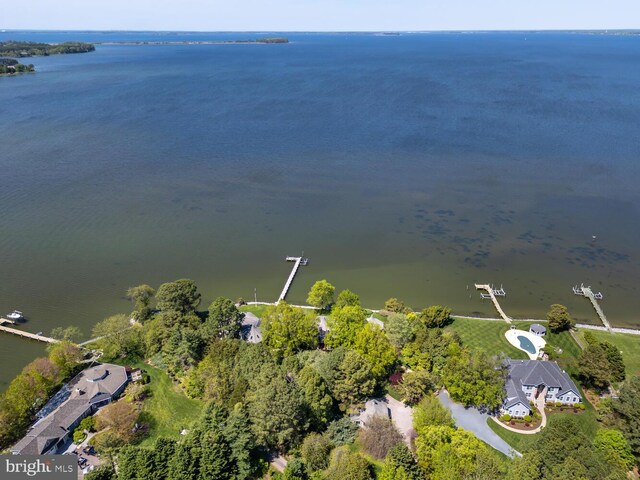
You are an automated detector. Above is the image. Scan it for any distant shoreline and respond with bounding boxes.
[95,39,289,46]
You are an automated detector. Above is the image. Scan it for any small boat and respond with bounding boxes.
[6,310,24,321]
[36,332,43,336]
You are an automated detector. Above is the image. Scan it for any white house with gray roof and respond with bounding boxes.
[503,359,581,417]
[11,363,128,455]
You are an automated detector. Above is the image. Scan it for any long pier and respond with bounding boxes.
[0,319,59,344]
[278,256,308,302]
[573,284,611,331]
[474,284,512,323]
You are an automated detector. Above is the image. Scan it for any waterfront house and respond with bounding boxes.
[11,363,128,455]
[240,313,262,343]
[503,359,581,417]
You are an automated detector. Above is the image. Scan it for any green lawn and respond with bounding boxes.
[575,329,640,377]
[239,304,269,318]
[445,318,527,359]
[128,361,203,447]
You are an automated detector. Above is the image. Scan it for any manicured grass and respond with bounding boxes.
[128,361,203,447]
[445,318,527,359]
[576,329,640,377]
[239,304,269,318]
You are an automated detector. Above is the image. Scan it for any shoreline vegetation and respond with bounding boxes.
[94,37,290,45]
[0,40,95,75]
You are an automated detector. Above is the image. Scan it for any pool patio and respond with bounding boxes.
[505,328,546,360]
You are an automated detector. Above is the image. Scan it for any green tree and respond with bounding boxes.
[612,375,640,460]
[307,280,335,310]
[335,289,361,308]
[326,416,359,446]
[50,325,83,342]
[385,313,416,350]
[91,314,142,360]
[155,278,201,314]
[353,323,397,379]
[47,340,83,376]
[332,351,376,412]
[379,443,422,480]
[248,367,310,450]
[384,298,412,314]
[297,365,334,429]
[413,395,454,431]
[593,428,635,471]
[358,416,404,460]
[402,328,460,373]
[578,343,613,390]
[203,296,244,340]
[262,302,319,360]
[505,451,543,480]
[325,305,367,349]
[397,370,434,406]
[441,347,505,410]
[184,339,239,403]
[96,400,140,442]
[84,466,115,480]
[301,433,332,471]
[223,404,260,480]
[547,304,574,333]
[283,457,308,480]
[418,305,452,328]
[325,449,371,480]
[599,341,625,383]
[126,284,155,321]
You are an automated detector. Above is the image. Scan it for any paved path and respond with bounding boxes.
[437,390,521,458]
[384,395,415,446]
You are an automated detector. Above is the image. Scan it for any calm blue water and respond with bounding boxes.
[0,31,639,387]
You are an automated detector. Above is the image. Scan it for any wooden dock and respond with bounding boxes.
[573,284,611,331]
[475,284,512,323]
[278,256,308,302]
[0,319,59,344]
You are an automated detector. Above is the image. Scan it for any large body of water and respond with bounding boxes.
[1,31,639,388]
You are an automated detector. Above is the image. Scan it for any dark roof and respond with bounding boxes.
[506,360,580,399]
[11,363,128,455]
[530,324,547,334]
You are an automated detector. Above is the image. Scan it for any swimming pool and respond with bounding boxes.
[504,328,546,359]
[517,335,537,354]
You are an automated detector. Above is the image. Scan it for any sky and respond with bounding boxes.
[2,0,639,31]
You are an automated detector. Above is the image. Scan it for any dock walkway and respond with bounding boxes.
[0,319,59,344]
[474,284,511,323]
[573,284,611,331]
[278,256,308,302]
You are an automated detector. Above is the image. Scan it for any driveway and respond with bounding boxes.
[385,394,415,446]
[437,390,521,458]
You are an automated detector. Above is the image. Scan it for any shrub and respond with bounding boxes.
[326,417,359,447]
[73,429,86,444]
[79,416,96,433]
[500,414,511,422]
[573,403,581,408]
[555,401,562,407]
[357,416,404,460]
[579,404,585,410]
[523,415,532,422]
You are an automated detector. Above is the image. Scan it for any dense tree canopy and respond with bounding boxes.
[335,289,361,308]
[126,284,155,321]
[547,304,575,333]
[306,280,335,310]
[332,351,376,412]
[385,313,416,350]
[204,296,244,340]
[262,302,318,360]
[418,305,452,329]
[325,305,367,349]
[155,279,201,314]
[353,323,397,379]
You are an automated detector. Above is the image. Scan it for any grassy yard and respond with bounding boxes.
[239,304,269,318]
[128,361,203,447]
[575,329,640,377]
[445,318,527,359]
[345,443,384,475]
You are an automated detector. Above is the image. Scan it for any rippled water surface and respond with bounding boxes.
[1,31,639,388]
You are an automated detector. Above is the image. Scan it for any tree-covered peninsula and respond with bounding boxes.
[0,57,34,75]
[0,40,95,57]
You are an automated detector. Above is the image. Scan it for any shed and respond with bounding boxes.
[529,324,547,337]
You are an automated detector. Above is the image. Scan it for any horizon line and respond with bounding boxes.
[1,28,639,33]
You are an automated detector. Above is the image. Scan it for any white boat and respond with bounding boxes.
[6,310,24,321]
